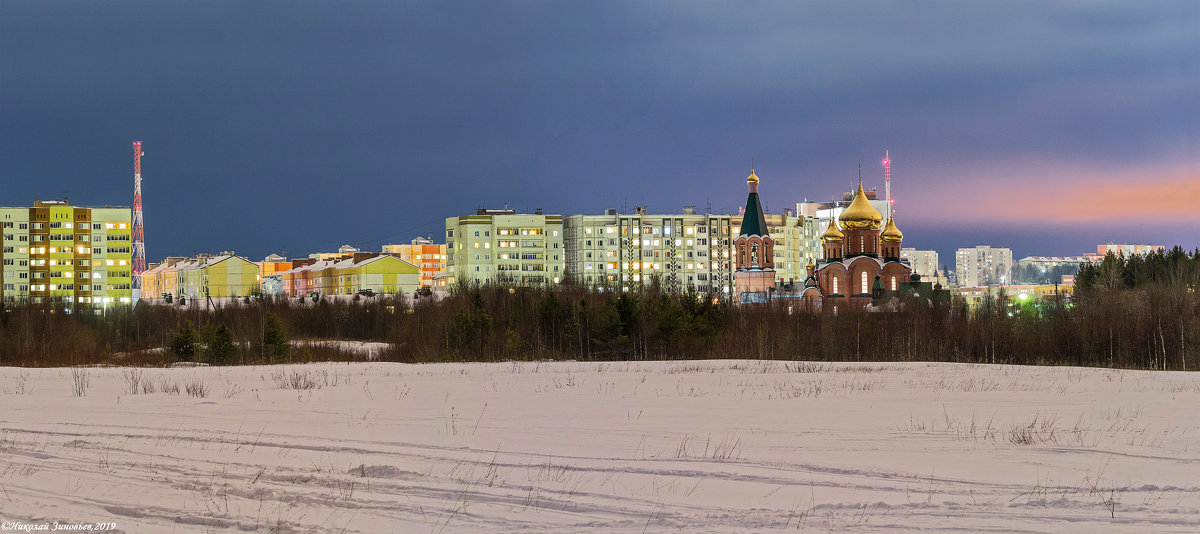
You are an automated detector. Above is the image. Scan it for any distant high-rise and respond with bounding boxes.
[955,246,1013,287]
[1083,243,1165,261]
[900,248,939,278]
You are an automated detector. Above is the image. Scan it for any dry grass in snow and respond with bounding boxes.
[0,360,1198,532]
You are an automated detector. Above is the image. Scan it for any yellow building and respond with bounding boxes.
[272,253,420,298]
[1,201,132,307]
[381,237,447,287]
[139,253,260,303]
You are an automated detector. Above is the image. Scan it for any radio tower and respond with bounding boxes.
[881,149,892,219]
[132,141,146,301]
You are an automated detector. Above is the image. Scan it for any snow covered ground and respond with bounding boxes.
[1,360,1198,532]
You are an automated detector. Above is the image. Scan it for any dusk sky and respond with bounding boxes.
[2,2,1197,265]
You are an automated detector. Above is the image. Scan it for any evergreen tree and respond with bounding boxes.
[263,312,290,360]
[170,320,198,361]
[202,323,237,365]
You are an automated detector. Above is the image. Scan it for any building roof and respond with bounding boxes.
[739,169,769,238]
[838,181,883,230]
[820,218,844,243]
[881,217,903,242]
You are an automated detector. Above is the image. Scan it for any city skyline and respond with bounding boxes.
[1,2,1196,265]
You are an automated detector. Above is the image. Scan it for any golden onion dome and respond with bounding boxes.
[838,181,883,230]
[881,217,903,242]
[805,259,815,270]
[746,169,759,184]
[820,218,844,243]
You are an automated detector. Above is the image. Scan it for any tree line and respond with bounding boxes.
[1,248,1198,370]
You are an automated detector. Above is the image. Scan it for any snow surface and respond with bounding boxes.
[1,360,1198,532]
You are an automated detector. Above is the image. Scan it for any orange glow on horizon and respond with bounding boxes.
[909,167,1200,225]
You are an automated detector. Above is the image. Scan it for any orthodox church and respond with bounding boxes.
[800,181,912,306]
[733,169,776,300]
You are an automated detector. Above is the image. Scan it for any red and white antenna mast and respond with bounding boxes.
[132,141,146,298]
[882,149,892,217]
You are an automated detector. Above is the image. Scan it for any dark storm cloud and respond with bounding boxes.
[1,1,1196,263]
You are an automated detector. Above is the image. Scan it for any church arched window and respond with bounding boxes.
[861,271,868,294]
[751,243,758,265]
[832,276,839,294]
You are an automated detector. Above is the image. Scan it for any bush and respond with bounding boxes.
[170,320,199,361]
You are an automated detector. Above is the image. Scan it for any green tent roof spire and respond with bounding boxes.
[739,169,769,238]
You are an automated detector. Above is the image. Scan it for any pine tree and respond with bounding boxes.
[202,323,237,365]
[263,312,290,360]
[170,320,198,361]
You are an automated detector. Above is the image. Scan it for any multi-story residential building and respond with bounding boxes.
[900,248,939,278]
[382,237,447,287]
[564,207,734,294]
[1082,243,1165,261]
[562,206,819,295]
[1,201,133,307]
[955,245,1013,287]
[270,253,419,298]
[256,254,293,296]
[139,253,260,303]
[445,208,564,286]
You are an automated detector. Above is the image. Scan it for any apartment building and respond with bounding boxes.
[140,253,260,302]
[562,207,820,295]
[1083,243,1165,261]
[271,253,419,298]
[900,248,939,278]
[381,237,447,287]
[955,245,1013,287]
[445,209,564,286]
[1,201,133,307]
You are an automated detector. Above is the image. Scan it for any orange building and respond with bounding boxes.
[381,237,446,287]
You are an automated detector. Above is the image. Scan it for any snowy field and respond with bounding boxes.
[1,360,1198,533]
